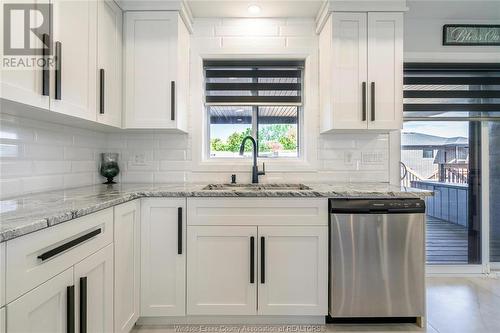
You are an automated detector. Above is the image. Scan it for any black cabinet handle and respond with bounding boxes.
[99,69,105,114]
[362,81,367,121]
[42,33,50,96]
[38,229,101,261]
[67,285,75,333]
[370,82,375,121]
[171,81,176,121]
[260,236,265,284]
[55,41,62,100]
[177,207,182,254]
[79,277,87,333]
[250,236,255,284]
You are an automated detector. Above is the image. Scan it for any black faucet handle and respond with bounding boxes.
[259,162,266,176]
[231,174,237,184]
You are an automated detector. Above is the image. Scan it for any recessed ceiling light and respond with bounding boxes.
[247,4,261,15]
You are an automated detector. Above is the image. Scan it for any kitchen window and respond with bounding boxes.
[204,60,303,158]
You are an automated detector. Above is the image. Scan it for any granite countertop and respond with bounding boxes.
[0,182,432,243]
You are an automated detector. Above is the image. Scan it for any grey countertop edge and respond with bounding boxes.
[0,187,432,243]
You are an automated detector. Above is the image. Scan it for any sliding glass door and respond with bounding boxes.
[401,63,500,265]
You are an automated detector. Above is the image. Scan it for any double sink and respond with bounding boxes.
[202,183,312,191]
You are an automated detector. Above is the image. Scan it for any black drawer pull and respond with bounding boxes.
[55,41,62,100]
[178,207,183,254]
[67,285,75,333]
[42,33,50,96]
[80,277,87,333]
[371,82,375,121]
[38,229,101,261]
[260,236,265,284]
[362,81,367,121]
[250,236,255,284]
[99,68,105,114]
[171,81,176,121]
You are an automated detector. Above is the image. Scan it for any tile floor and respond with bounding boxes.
[132,277,500,333]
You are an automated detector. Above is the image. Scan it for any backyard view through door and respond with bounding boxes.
[401,121,471,264]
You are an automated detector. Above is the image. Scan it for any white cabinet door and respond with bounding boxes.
[187,226,257,315]
[114,200,140,332]
[141,198,186,316]
[367,12,403,130]
[330,12,368,130]
[7,267,74,333]
[74,244,113,333]
[0,242,5,307]
[0,307,5,333]
[50,0,97,120]
[0,0,50,109]
[257,226,328,316]
[96,0,122,127]
[124,12,178,129]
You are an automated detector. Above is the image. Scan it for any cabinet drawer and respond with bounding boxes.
[187,198,328,226]
[0,243,5,307]
[6,208,113,303]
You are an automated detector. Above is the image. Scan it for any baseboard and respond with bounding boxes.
[137,316,326,325]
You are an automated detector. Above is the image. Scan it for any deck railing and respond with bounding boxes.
[411,180,469,227]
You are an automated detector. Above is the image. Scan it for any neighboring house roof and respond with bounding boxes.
[401,132,468,147]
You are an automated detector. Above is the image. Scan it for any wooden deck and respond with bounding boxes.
[426,216,468,264]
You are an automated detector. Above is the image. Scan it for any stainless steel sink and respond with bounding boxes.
[202,183,312,191]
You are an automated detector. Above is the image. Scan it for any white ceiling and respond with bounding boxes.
[186,0,324,18]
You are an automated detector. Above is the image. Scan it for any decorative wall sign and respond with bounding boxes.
[443,24,500,46]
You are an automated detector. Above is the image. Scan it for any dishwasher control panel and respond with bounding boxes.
[330,198,426,214]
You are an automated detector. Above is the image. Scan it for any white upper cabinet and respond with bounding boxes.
[0,0,50,110]
[320,12,403,132]
[96,0,123,127]
[367,12,403,130]
[50,0,97,121]
[124,11,189,131]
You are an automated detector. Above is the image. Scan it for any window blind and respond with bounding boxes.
[204,60,303,106]
[403,63,500,120]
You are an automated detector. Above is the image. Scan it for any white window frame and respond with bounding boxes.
[190,53,319,174]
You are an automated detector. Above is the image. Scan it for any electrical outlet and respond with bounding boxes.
[344,151,353,165]
[362,151,386,164]
[132,153,146,165]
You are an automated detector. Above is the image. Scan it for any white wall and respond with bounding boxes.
[0,113,108,199]
[404,1,500,62]
[110,17,391,185]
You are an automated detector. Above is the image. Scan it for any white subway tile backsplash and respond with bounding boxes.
[25,144,64,160]
[33,161,72,175]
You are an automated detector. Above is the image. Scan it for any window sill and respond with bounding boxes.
[192,157,317,173]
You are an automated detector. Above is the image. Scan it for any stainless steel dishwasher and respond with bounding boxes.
[329,198,426,319]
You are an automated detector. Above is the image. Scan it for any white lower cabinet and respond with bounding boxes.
[141,198,186,316]
[114,201,140,332]
[7,268,74,333]
[74,244,114,333]
[257,226,328,315]
[187,226,257,315]
[187,224,328,316]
